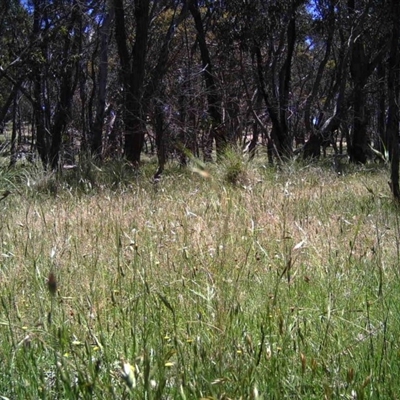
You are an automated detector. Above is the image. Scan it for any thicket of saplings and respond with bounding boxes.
[1,149,400,399]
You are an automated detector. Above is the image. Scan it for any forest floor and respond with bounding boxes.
[1,154,400,399]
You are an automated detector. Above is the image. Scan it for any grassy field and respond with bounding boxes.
[1,155,400,399]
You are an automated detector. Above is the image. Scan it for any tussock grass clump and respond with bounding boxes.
[218,149,249,185]
[1,159,400,399]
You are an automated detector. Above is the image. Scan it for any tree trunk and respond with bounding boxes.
[376,61,386,154]
[349,39,369,164]
[348,1,387,164]
[315,18,356,160]
[32,0,49,167]
[50,1,80,169]
[387,0,400,199]
[154,99,167,180]
[277,16,296,157]
[143,3,187,172]
[253,3,301,161]
[303,2,334,159]
[31,0,80,169]
[188,0,227,160]
[91,6,114,158]
[0,80,23,130]
[9,91,18,167]
[113,0,150,165]
[254,44,289,160]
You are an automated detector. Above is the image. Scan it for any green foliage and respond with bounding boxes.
[1,161,400,398]
[218,148,248,185]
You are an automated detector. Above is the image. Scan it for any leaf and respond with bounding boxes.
[157,293,175,314]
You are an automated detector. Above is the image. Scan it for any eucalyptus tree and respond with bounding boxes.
[90,0,115,158]
[387,0,400,199]
[300,0,392,163]
[299,0,353,160]
[346,0,390,164]
[222,0,307,160]
[301,0,335,158]
[0,0,31,136]
[30,0,85,169]
[113,0,187,166]
[186,0,227,161]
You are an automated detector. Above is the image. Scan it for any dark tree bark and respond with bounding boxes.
[31,0,81,169]
[144,4,187,106]
[254,2,303,160]
[350,50,369,164]
[9,90,18,167]
[113,0,150,165]
[49,1,81,169]
[347,0,388,164]
[387,0,400,199]
[254,44,288,160]
[376,61,386,154]
[91,6,114,158]
[79,19,91,156]
[248,91,264,161]
[143,3,188,174]
[0,80,23,131]
[177,63,198,165]
[303,1,334,159]
[114,0,187,166]
[153,98,167,180]
[277,16,296,156]
[312,5,358,160]
[32,0,50,167]
[188,0,227,160]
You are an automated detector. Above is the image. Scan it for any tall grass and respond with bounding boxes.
[1,156,400,399]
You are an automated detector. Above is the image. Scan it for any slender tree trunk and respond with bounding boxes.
[32,0,49,167]
[125,0,149,164]
[387,0,400,199]
[9,91,18,167]
[248,92,263,161]
[154,99,167,180]
[33,77,49,167]
[254,45,283,158]
[0,80,23,129]
[316,22,355,160]
[303,2,334,159]
[376,61,386,154]
[50,1,80,169]
[351,77,368,163]
[277,16,296,157]
[143,3,187,172]
[254,3,301,160]
[114,0,149,165]
[178,75,189,166]
[349,39,369,164]
[347,0,387,163]
[79,59,89,153]
[92,6,114,158]
[188,0,227,160]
